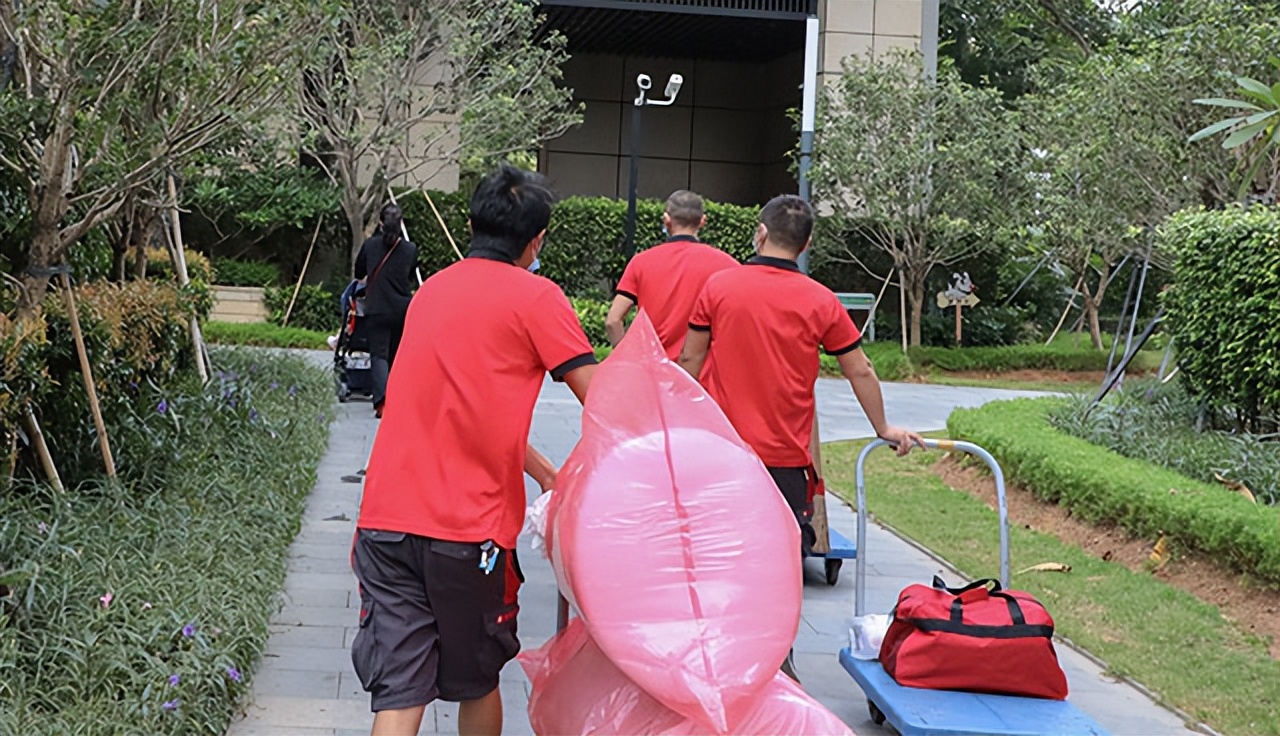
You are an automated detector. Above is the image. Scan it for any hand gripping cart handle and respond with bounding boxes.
[840,438,1109,736]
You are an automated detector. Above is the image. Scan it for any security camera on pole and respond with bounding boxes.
[622,72,684,258]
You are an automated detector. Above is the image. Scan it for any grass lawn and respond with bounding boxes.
[203,320,331,350]
[822,439,1280,736]
[912,372,1099,393]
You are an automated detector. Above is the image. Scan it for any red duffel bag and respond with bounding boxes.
[879,576,1069,700]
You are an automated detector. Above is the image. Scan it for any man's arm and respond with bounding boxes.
[524,444,556,493]
[677,329,711,379]
[604,294,636,347]
[836,348,925,456]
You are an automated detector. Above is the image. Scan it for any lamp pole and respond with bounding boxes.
[796,13,819,275]
[623,72,684,258]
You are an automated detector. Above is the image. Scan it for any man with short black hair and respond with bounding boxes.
[605,190,738,357]
[678,194,924,681]
[351,165,596,736]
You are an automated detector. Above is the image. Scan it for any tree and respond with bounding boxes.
[1189,58,1280,202]
[0,0,321,318]
[298,0,581,263]
[810,53,1017,347]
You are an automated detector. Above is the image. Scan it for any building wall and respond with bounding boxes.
[541,52,802,206]
[819,0,923,85]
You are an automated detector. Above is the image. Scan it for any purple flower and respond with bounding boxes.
[162,698,180,711]
[229,398,238,410]
[157,399,168,415]
[182,622,197,638]
[287,385,297,397]
[37,521,49,535]
[269,381,279,390]
[167,674,180,687]
[99,592,113,609]
[249,409,259,422]
[226,666,242,682]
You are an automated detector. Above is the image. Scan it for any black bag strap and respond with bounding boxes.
[945,584,1027,626]
[933,575,1002,595]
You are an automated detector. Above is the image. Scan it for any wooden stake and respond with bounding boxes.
[166,174,210,384]
[954,302,962,346]
[421,188,465,262]
[59,272,116,477]
[22,404,62,491]
[283,219,323,327]
[808,414,831,555]
[1046,272,1085,345]
[898,269,908,352]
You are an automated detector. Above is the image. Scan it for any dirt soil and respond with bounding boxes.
[931,456,1280,659]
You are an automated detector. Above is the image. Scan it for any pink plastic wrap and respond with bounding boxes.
[545,312,802,732]
[519,618,855,736]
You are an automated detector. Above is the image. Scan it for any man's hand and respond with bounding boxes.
[877,426,926,456]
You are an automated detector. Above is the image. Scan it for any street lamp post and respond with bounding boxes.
[623,72,684,258]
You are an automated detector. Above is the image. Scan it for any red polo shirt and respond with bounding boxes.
[689,255,861,468]
[615,236,739,360]
[357,249,596,549]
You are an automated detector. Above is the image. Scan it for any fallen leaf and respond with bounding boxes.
[1017,562,1072,574]
[1102,550,1114,562]
[1213,473,1256,504]
[1148,534,1171,570]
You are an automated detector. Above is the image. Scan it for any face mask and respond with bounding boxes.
[528,257,541,273]
[661,225,670,238]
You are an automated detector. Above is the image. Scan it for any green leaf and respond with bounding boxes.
[1221,119,1271,149]
[1193,97,1263,111]
[1188,116,1249,143]
[1235,77,1277,106]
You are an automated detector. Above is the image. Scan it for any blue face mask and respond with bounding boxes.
[661,225,669,238]
[528,257,541,273]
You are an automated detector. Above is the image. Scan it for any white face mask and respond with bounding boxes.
[528,257,541,273]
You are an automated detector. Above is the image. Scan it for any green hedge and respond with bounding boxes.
[571,298,609,347]
[211,258,281,288]
[909,343,1157,373]
[400,190,761,297]
[1160,206,1280,431]
[264,285,337,334]
[203,321,331,351]
[948,398,1280,585]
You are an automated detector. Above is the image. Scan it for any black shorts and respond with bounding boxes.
[767,466,817,554]
[350,529,523,711]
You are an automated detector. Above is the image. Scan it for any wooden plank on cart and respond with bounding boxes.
[839,648,1109,736]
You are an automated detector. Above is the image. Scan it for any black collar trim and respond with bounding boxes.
[665,234,699,243]
[747,255,801,272]
[466,236,517,264]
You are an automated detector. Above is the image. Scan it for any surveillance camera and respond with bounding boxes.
[664,74,683,98]
[636,74,652,91]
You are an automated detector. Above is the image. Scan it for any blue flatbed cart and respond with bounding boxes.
[806,526,858,586]
[840,439,1109,736]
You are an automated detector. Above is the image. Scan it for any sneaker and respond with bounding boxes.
[374,402,384,419]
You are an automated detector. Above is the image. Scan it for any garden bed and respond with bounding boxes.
[0,348,331,734]
[947,398,1280,586]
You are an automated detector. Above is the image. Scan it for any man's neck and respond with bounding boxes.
[668,229,700,240]
[756,242,799,262]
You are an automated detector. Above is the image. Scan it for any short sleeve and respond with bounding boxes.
[821,293,862,355]
[688,282,713,332]
[528,285,597,381]
[615,256,642,303]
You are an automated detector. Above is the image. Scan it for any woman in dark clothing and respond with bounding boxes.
[354,203,418,418]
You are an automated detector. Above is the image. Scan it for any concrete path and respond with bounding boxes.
[226,377,1194,736]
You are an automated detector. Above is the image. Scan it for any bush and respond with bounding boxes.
[0,348,332,734]
[131,247,217,287]
[571,298,609,348]
[948,398,1280,585]
[203,321,331,351]
[211,258,281,287]
[908,342,1159,373]
[263,285,337,334]
[402,190,761,297]
[1050,381,1280,506]
[1160,206,1280,432]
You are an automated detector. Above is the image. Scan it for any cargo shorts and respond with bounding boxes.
[350,529,523,712]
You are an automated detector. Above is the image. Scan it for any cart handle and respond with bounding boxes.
[853,438,1009,617]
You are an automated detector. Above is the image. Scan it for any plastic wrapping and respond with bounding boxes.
[545,312,802,732]
[520,618,854,736]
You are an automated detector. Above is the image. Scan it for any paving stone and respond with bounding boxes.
[266,624,347,649]
[248,666,340,699]
[259,645,353,673]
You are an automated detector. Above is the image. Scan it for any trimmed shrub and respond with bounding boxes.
[571,298,609,348]
[203,321,331,351]
[211,258,281,287]
[948,398,1280,585]
[1159,206,1280,432]
[908,342,1157,373]
[401,190,761,297]
[264,285,337,334]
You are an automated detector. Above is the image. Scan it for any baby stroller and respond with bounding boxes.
[334,280,374,402]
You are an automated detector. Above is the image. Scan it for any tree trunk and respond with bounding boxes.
[905,268,928,347]
[1080,280,1104,350]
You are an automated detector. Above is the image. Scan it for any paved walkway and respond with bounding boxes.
[227,377,1194,735]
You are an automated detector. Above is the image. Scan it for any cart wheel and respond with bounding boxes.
[337,382,350,403]
[868,699,886,726]
[824,558,842,586]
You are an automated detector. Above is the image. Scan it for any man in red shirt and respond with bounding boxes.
[351,165,596,736]
[605,190,738,358]
[678,194,924,680]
